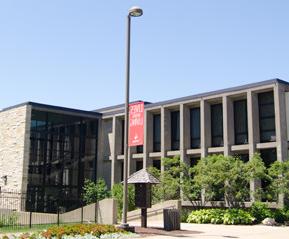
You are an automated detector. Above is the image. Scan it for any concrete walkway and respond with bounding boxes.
[129,220,289,239]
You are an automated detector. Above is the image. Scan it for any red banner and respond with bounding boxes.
[129,101,144,147]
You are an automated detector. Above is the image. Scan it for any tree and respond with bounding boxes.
[148,156,201,206]
[267,160,289,204]
[82,178,110,205]
[193,154,266,207]
[111,183,135,219]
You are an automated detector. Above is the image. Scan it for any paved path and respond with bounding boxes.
[129,220,289,239]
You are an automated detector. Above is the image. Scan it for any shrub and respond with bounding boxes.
[187,208,255,225]
[82,179,110,205]
[187,209,225,224]
[250,202,273,223]
[223,209,255,225]
[41,224,123,238]
[111,183,135,219]
[0,212,18,227]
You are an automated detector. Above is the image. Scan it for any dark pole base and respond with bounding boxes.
[141,208,147,228]
[117,224,135,233]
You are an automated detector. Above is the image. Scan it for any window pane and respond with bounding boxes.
[190,107,200,148]
[234,99,248,145]
[258,91,275,143]
[153,114,161,152]
[211,104,223,147]
[171,111,180,150]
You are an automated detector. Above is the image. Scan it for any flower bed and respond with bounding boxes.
[0,224,137,239]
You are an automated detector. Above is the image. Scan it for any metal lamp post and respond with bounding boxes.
[121,6,143,229]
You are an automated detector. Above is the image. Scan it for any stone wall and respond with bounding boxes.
[0,105,31,198]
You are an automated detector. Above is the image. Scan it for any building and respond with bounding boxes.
[1,78,289,211]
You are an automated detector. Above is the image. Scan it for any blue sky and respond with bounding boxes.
[0,1,289,110]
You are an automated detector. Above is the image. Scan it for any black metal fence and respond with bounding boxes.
[0,191,97,231]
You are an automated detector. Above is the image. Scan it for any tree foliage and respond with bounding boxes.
[82,179,110,205]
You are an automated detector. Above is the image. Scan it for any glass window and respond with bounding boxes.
[260,148,277,201]
[258,91,276,143]
[136,161,143,171]
[153,159,161,170]
[234,99,248,145]
[211,104,223,147]
[26,109,99,213]
[190,108,200,149]
[171,111,180,150]
[153,114,161,152]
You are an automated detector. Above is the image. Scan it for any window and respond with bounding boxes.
[27,110,99,213]
[211,104,223,147]
[190,107,200,148]
[258,91,276,143]
[136,161,143,171]
[234,99,248,145]
[136,146,143,153]
[171,111,180,150]
[260,148,277,201]
[153,159,161,170]
[153,114,161,152]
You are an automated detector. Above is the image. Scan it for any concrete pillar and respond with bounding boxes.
[223,96,234,156]
[274,84,288,207]
[143,110,153,168]
[180,104,190,165]
[247,90,260,201]
[200,100,210,157]
[161,107,170,171]
[110,117,120,187]
[274,84,288,163]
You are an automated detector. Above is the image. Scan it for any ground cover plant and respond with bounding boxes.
[186,208,255,225]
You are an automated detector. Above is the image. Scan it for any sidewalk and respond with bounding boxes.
[129,220,289,239]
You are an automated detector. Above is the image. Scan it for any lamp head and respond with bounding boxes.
[129,6,143,17]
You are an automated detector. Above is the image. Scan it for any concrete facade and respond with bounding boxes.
[98,79,289,205]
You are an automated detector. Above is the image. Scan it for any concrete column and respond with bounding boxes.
[161,107,170,171]
[274,84,288,207]
[111,117,122,188]
[247,90,260,201]
[128,147,136,176]
[223,96,234,156]
[180,104,190,165]
[200,100,210,157]
[143,110,153,168]
[274,84,288,163]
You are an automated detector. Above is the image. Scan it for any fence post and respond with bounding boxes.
[29,211,32,228]
[81,201,84,224]
[57,203,60,226]
[94,201,98,223]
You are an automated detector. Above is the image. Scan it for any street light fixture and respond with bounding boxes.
[120,6,143,230]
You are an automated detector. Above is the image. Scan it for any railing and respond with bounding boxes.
[0,191,97,231]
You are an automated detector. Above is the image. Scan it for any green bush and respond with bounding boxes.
[223,209,255,225]
[111,183,135,219]
[250,202,273,223]
[0,213,18,227]
[187,209,225,224]
[82,178,110,205]
[187,208,255,225]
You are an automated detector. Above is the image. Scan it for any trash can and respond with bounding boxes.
[163,208,181,231]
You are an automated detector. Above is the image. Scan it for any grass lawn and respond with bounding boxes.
[0,224,58,234]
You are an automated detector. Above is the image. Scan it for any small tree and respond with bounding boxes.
[267,160,289,204]
[82,178,110,205]
[111,183,135,219]
[148,156,201,205]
